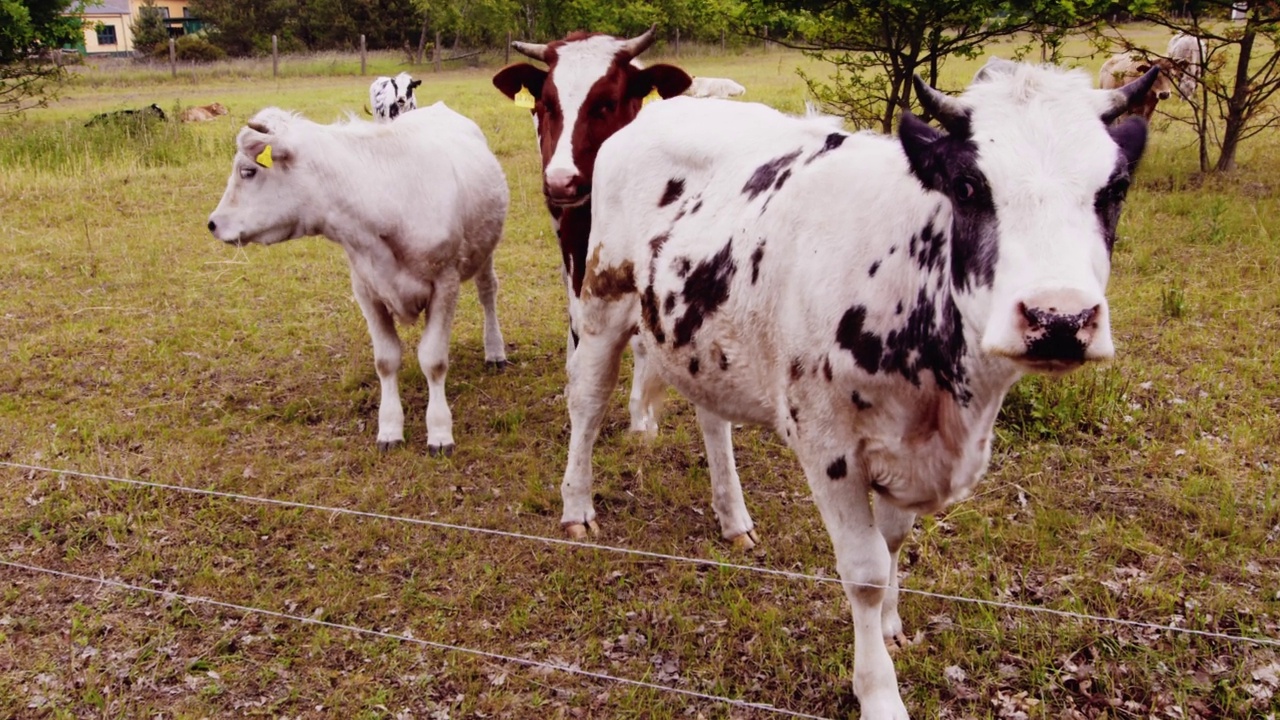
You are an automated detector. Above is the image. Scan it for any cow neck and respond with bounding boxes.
[555,202,592,297]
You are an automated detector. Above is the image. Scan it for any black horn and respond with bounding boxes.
[619,25,657,58]
[912,75,969,136]
[1101,65,1160,124]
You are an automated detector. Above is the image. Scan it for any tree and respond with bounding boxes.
[0,0,83,114]
[1113,0,1280,172]
[757,0,1110,132]
[130,0,169,54]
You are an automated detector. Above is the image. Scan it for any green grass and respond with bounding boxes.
[2,26,1279,720]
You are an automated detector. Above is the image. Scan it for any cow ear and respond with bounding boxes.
[1135,63,1152,73]
[631,64,692,99]
[238,125,291,168]
[409,79,422,90]
[1109,116,1149,174]
[493,63,546,100]
[898,111,946,192]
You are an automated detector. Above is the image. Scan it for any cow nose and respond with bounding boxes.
[1157,90,1171,99]
[544,167,580,201]
[207,219,216,233]
[1018,300,1104,364]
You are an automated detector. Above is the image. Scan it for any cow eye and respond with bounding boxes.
[951,176,981,204]
[591,100,615,118]
[239,166,257,180]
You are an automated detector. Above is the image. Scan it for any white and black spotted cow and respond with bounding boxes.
[563,59,1157,716]
[370,72,422,122]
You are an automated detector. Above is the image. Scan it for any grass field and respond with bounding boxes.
[1,26,1278,719]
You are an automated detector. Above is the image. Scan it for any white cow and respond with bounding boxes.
[563,59,1157,716]
[207,103,509,455]
[370,72,421,122]
[685,76,746,98]
[1167,32,1206,99]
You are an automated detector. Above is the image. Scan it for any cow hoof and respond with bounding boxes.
[564,521,600,540]
[730,529,760,551]
[377,440,403,452]
[885,631,914,654]
[428,443,455,457]
[485,359,508,371]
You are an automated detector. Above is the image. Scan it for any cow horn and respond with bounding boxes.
[973,56,1018,83]
[912,75,969,135]
[246,121,270,134]
[511,40,548,62]
[1101,65,1161,123]
[619,24,657,57]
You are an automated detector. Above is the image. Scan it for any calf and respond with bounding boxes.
[685,76,746,98]
[1167,32,1206,99]
[563,59,1156,716]
[207,104,509,455]
[492,27,692,442]
[86,103,165,126]
[180,102,228,122]
[370,72,421,122]
[1100,52,1176,120]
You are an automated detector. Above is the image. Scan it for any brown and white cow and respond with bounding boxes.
[492,27,691,441]
[180,102,228,122]
[1099,52,1176,120]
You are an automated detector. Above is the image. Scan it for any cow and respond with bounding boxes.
[1167,32,1206,99]
[85,103,166,126]
[685,76,746,99]
[206,103,509,455]
[180,102,229,122]
[1099,52,1176,120]
[370,72,422,122]
[491,27,692,445]
[560,58,1157,716]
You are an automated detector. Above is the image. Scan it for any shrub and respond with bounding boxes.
[149,36,227,63]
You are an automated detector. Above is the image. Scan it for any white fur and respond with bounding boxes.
[369,72,419,123]
[1167,32,1206,98]
[564,63,1136,716]
[207,103,509,453]
[685,76,746,98]
[541,35,630,183]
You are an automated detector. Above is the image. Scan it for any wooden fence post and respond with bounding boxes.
[433,30,441,72]
[360,34,366,75]
[674,28,680,58]
[168,38,176,78]
[763,26,769,53]
[721,28,726,53]
[272,35,278,78]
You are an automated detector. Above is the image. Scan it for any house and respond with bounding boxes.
[78,0,203,56]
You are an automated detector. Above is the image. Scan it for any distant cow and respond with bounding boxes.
[370,72,421,122]
[1100,52,1176,120]
[561,59,1156,716]
[1167,32,1206,98]
[180,102,228,122]
[492,27,692,441]
[86,103,166,126]
[207,104,509,455]
[686,76,746,98]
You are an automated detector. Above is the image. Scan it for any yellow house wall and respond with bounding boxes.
[81,14,132,54]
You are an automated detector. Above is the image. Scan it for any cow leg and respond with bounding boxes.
[561,318,632,538]
[419,272,461,456]
[875,499,917,650]
[801,448,909,719]
[562,268,581,371]
[473,253,508,369]
[694,406,757,550]
[352,277,404,451]
[627,335,663,437]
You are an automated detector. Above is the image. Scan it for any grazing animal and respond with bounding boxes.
[492,27,693,447]
[86,103,166,126]
[1167,32,1206,98]
[562,59,1156,716]
[206,104,510,455]
[686,76,746,98]
[180,102,229,122]
[1099,52,1176,120]
[370,72,422,122]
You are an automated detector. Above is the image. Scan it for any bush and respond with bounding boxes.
[149,36,228,63]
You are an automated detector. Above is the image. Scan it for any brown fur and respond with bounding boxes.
[180,102,229,122]
[1099,54,1176,121]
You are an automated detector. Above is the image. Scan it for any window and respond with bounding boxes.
[96,24,117,45]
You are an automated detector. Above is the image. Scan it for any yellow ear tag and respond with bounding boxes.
[255,144,274,168]
[643,88,661,106]
[514,86,535,109]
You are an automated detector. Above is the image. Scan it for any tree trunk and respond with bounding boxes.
[416,18,429,65]
[1215,23,1255,172]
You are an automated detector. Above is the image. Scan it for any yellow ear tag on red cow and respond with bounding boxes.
[514,86,535,109]
[643,88,661,106]
[255,144,274,168]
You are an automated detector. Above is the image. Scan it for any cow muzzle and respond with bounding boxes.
[544,167,590,208]
[983,289,1114,373]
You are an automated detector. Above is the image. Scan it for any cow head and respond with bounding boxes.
[898,61,1156,374]
[492,27,691,209]
[1139,58,1176,101]
[371,72,421,122]
[207,108,304,246]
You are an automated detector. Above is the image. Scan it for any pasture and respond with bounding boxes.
[1,29,1279,719]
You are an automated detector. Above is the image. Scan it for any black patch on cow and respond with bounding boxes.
[660,178,685,207]
[663,292,677,315]
[910,218,948,274]
[648,232,670,278]
[879,288,970,401]
[850,390,872,410]
[570,328,580,347]
[1023,306,1093,362]
[690,199,703,214]
[823,357,833,381]
[673,256,692,279]
[869,260,881,278]
[742,150,802,200]
[889,245,897,255]
[789,358,803,381]
[806,132,847,164]
[826,456,848,480]
[789,405,799,422]
[1094,115,1146,254]
[641,285,665,345]
[895,301,904,315]
[688,356,701,375]
[835,305,882,374]
[716,348,729,371]
[673,240,737,349]
[774,168,792,191]
[750,241,766,284]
